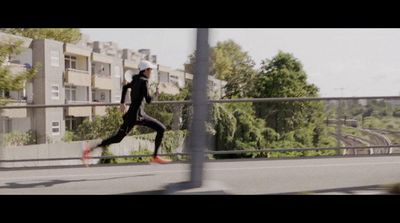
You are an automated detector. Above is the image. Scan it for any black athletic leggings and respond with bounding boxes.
[98,113,166,157]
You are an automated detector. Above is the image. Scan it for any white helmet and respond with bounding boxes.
[138,60,157,71]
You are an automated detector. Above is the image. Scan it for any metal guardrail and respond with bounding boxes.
[2,96,400,164]
[2,96,400,109]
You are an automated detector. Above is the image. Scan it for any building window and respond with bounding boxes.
[92,90,96,102]
[65,85,76,101]
[65,117,83,131]
[50,50,60,67]
[170,75,179,85]
[86,86,89,101]
[65,55,77,69]
[51,121,60,135]
[51,85,60,100]
[159,72,169,83]
[91,63,95,74]
[0,90,10,98]
[65,117,72,131]
[115,65,120,78]
[115,95,121,103]
[0,117,11,134]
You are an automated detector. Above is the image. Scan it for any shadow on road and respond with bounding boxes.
[278,184,392,195]
[0,174,154,189]
[117,190,166,195]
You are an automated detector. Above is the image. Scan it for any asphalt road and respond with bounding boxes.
[1,155,400,194]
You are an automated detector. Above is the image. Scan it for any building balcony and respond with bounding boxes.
[6,63,27,76]
[92,53,114,64]
[65,68,91,87]
[158,83,180,95]
[92,105,107,117]
[123,59,139,69]
[184,73,193,81]
[158,65,172,73]
[65,100,92,117]
[64,44,91,57]
[1,101,27,118]
[92,75,113,90]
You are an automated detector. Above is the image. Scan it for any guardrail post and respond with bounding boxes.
[0,110,3,167]
[336,99,344,155]
[172,104,182,131]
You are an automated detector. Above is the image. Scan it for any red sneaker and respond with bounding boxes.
[150,156,172,164]
[81,142,91,167]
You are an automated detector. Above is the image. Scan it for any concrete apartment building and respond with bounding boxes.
[0,31,226,144]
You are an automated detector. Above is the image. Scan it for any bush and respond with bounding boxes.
[115,149,153,164]
[3,130,36,146]
[267,151,304,158]
[73,107,124,141]
[363,117,382,129]
[143,90,189,132]
[99,147,117,164]
[133,130,187,157]
[62,131,75,142]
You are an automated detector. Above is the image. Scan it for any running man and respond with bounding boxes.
[81,60,171,166]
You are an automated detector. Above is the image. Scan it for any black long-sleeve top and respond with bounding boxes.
[120,73,153,121]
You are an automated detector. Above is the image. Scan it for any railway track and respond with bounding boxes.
[330,127,392,155]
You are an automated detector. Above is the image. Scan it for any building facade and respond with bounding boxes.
[0,31,226,144]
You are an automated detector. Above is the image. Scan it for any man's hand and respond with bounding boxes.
[120,104,127,114]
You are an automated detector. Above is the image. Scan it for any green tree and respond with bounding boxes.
[0,39,38,105]
[211,103,237,156]
[362,99,393,118]
[73,107,128,141]
[142,89,189,133]
[211,102,268,158]
[0,28,81,43]
[186,47,336,159]
[250,51,335,155]
[393,109,400,118]
[252,51,321,134]
[185,39,256,98]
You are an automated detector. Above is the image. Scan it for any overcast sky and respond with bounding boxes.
[81,28,400,97]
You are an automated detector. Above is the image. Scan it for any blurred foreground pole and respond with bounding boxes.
[189,28,210,187]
